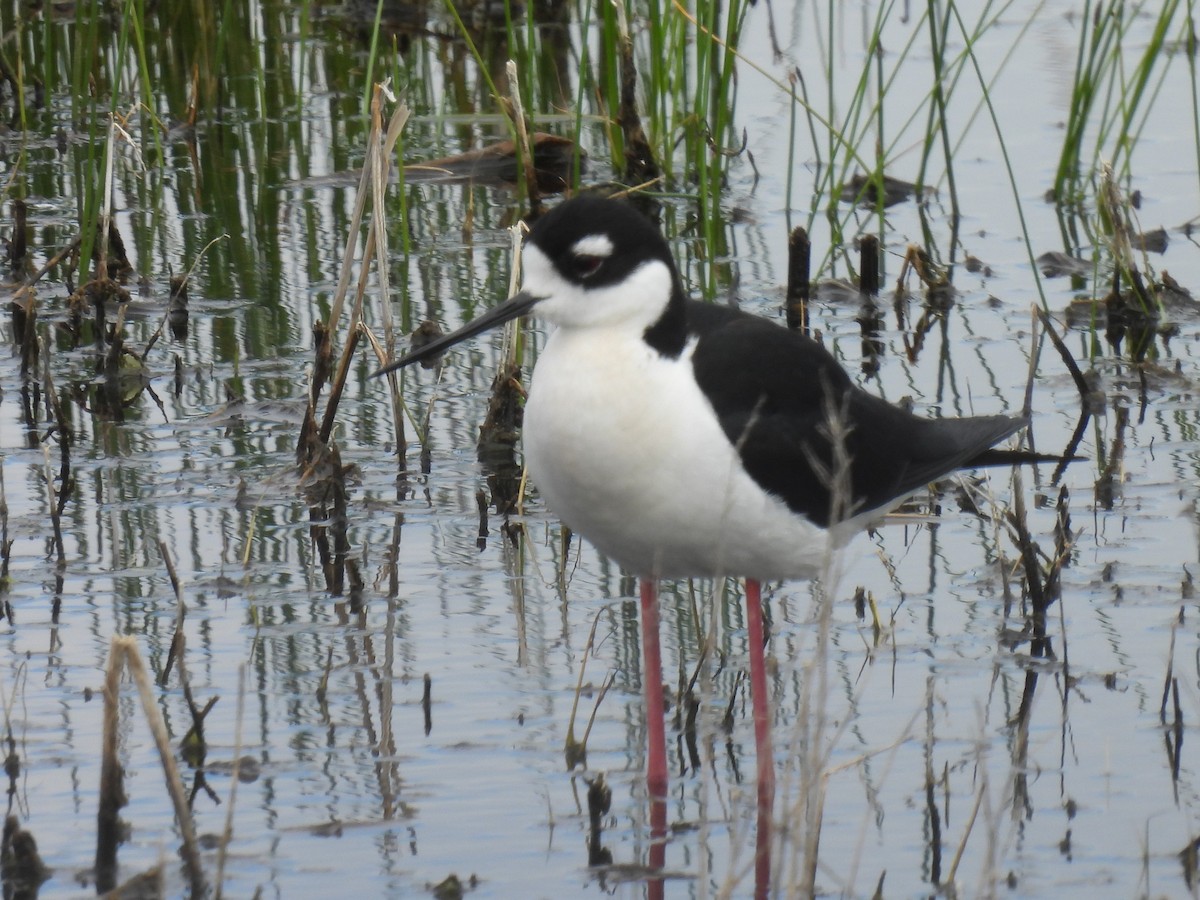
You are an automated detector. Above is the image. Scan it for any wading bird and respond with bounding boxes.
[377,195,1049,891]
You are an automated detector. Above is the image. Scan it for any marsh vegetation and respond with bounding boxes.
[0,0,1199,896]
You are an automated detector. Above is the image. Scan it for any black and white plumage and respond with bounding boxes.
[378,195,1028,580]
[377,196,1048,878]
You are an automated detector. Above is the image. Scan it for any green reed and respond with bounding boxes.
[694,0,750,276]
[1054,0,1194,213]
[595,0,624,173]
[1047,0,1194,337]
[946,1,1048,312]
[72,0,104,277]
[361,0,387,113]
[0,10,30,130]
[782,0,1045,288]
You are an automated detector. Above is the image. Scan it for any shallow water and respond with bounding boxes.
[1,1,1199,897]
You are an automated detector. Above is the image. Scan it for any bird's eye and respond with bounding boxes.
[571,254,604,278]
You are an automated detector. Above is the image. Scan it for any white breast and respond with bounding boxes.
[522,327,841,581]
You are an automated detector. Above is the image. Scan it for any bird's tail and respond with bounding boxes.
[968,448,1082,467]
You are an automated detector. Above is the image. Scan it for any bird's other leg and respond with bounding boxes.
[639,578,668,886]
[745,577,774,897]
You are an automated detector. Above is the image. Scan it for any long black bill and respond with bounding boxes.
[371,290,541,377]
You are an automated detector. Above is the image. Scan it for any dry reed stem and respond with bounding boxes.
[0,467,9,615]
[564,609,604,768]
[1023,307,1041,423]
[318,323,363,444]
[324,87,383,333]
[323,86,409,447]
[498,220,528,384]
[945,775,987,888]
[505,61,539,212]
[369,88,411,452]
[769,397,869,896]
[581,672,616,752]
[115,636,208,896]
[240,506,258,569]
[359,323,418,436]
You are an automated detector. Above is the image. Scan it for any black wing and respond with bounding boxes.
[687,302,1025,528]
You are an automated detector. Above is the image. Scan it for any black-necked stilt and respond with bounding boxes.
[377,195,1043,886]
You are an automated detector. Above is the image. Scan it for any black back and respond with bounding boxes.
[687,304,1025,527]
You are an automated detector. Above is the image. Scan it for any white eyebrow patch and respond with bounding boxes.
[571,234,615,258]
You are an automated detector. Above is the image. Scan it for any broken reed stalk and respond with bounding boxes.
[858,235,880,296]
[1006,471,1047,646]
[856,235,884,375]
[160,539,183,600]
[10,235,83,307]
[36,362,69,624]
[422,673,432,736]
[98,300,131,421]
[317,325,363,445]
[785,226,810,333]
[505,61,540,214]
[1030,307,1095,481]
[102,638,210,897]
[9,198,27,265]
[580,672,615,756]
[316,93,381,442]
[315,646,334,706]
[14,288,38,374]
[322,99,380,341]
[41,357,72,547]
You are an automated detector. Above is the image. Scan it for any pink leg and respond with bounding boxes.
[745,578,774,897]
[639,579,667,891]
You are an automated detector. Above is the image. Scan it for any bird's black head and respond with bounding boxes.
[519,196,688,347]
[523,195,676,290]
[372,195,688,375]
